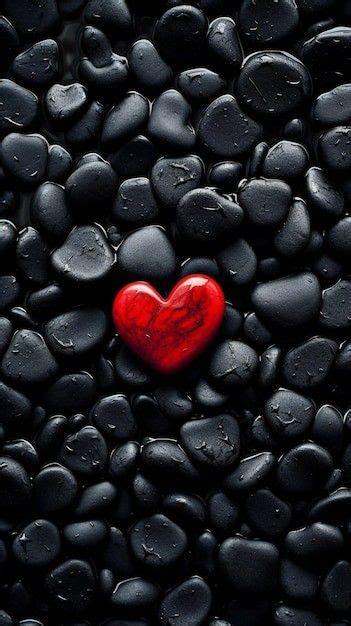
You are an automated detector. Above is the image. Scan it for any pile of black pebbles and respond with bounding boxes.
[0,0,351,624]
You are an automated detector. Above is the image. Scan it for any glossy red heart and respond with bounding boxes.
[112,274,225,374]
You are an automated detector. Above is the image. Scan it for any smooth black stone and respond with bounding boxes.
[180,414,240,469]
[0,220,16,259]
[236,51,312,117]
[283,337,338,389]
[113,177,158,225]
[130,39,173,94]
[286,522,343,561]
[115,345,153,388]
[208,491,238,534]
[177,68,225,102]
[60,426,108,476]
[319,126,351,174]
[2,329,58,386]
[207,17,242,71]
[111,577,160,610]
[45,308,107,358]
[263,141,309,181]
[327,216,351,261]
[102,527,135,578]
[194,530,217,579]
[159,577,211,626]
[154,386,193,421]
[0,456,31,514]
[312,405,344,456]
[239,0,299,44]
[217,238,257,286]
[133,472,160,513]
[321,561,351,613]
[65,101,105,147]
[245,489,291,539]
[13,519,60,567]
[193,378,229,411]
[117,226,176,281]
[140,438,200,482]
[63,520,107,549]
[258,345,281,389]
[0,382,32,428]
[274,199,310,258]
[84,0,132,36]
[0,80,38,135]
[0,317,12,356]
[319,280,351,329]
[302,26,351,92]
[12,39,61,86]
[16,227,49,285]
[0,17,19,73]
[36,415,67,460]
[51,225,115,285]
[224,451,276,492]
[219,537,279,593]
[280,559,318,601]
[47,144,72,182]
[163,492,205,527]
[147,90,196,151]
[335,341,351,378]
[252,272,321,328]
[238,177,292,228]
[243,312,272,347]
[1,133,48,186]
[198,95,262,158]
[74,481,117,517]
[264,388,315,439]
[208,340,258,390]
[27,284,65,320]
[78,53,129,94]
[130,513,187,569]
[154,6,208,65]
[313,84,351,126]
[33,463,78,514]
[110,135,158,180]
[3,0,60,37]
[109,442,139,479]
[45,559,96,612]
[41,371,96,414]
[151,156,204,208]
[177,188,243,243]
[305,167,345,220]
[276,443,333,495]
[0,275,20,311]
[208,161,242,192]
[31,183,73,243]
[66,161,117,214]
[92,394,136,441]
[102,92,150,148]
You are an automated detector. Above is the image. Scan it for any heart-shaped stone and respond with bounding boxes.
[112,274,225,374]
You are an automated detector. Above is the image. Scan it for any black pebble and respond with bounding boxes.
[33,463,78,514]
[239,0,299,44]
[66,161,117,215]
[219,537,279,593]
[13,519,60,567]
[2,329,58,386]
[31,183,73,243]
[238,177,292,228]
[102,92,150,148]
[180,414,240,469]
[1,133,48,186]
[3,0,60,38]
[151,155,204,208]
[45,308,107,358]
[12,39,61,87]
[276,443,333,495]
[148,89,196,151]
[92,394,136,440]
[117,226,176,281]
[0,80,38,135]
[130,513,187,569]
[60,426,108,476]
[45,559,96,612]
[209,340,258,390]
[283,337,338,389]
[0,456,31,514]
[159,577,211,626]
[130,39,173,94]
[154,6,208,66]
[113,177,158,225]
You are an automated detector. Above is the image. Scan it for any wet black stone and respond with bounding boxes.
[110,135,158,180]
[302,26,351,92]
[140,438,200,482]
[92,394,136,441]
[208,340,258,391]
[51,224,115,285]
[0,17,19,74]
[263,141,309,181]
[274,199,310,258]
[280,559,318,602]
[45,308,107,358]
[84,0,132,36]
[238,177,292,228]
[117,226,176,281]
[111,577,160,611]
[130,513,187,569]
[219,537,279,594]
[63,520,107,549]
[0,80,38,135]
[177,188,243,243]
[159,577,211,626]
[102,92,149,148]
[45,559,96,612]
[217,238,257,286]
[113,177,159,225]
[3,0,60,38]
[327,217,351,261]
[60,425,108,476]
[12,39,61,86]
[319,280,351,329]
[31,183,72,243]
[198,95,262,158]
[1,133,48,186]
[74,481,117,517]
[236,51,312,118]
[305,167,345,221]
[239,0,299,44]
[16,227,50,285]
[47,144,72,182]
[208,161,242,192]
[224,451,276,492]
[207,491,238,534]
[180,414,240,469]
[13,519,60,567]
[283,337,338,389]
[207,17,243,71]
[2,329,58,386]
[319,126,351,174]
[245,489,291,539]
[321,561,351,613]
[109,441,139,479]
[42,371,96,414]
[0,276,20,312]
[313,84,351,126]
[0,456,31,514]
[65,101,105,147]
[151,156,204,208]
[177,67,225,102]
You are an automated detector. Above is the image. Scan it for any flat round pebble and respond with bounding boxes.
[130,513,187,569]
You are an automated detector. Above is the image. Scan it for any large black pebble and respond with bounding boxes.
[159,577,212,626]
[45,308,107,358]
[130,513,187,569]
[0,80,38,135]
[117,226,176,281]
[12,39,61,86]
[2,329,58,386]
[180,414,240,469]
[66,161,117,215]
[12,520,60,567]
[1,133,48,186]
[45,559,96,612]
[60,426,108,476]
[3,0,60,38]
[219,537,279,593]
[154,6,208,65]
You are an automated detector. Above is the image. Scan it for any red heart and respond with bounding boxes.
[112,274,225,374]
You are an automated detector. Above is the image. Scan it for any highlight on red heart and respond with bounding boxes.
[112,274,225,374]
